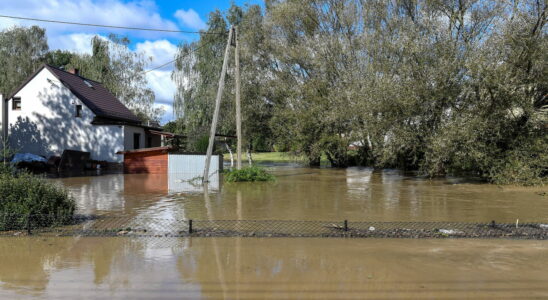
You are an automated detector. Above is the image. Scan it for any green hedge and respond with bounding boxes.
[0,167,76,230]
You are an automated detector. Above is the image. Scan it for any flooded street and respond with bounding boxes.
[1,165,547,298]
[1,237,547,299]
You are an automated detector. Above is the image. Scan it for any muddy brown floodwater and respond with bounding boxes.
[55,166,547,222]
[1,165,547,299]
[0,237,547,299]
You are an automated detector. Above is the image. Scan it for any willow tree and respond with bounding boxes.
[421,0,547,184]
[265,0,369,166]
[172,4,275,152]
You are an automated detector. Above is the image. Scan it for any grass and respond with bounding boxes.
[224,152,304,163]
[224,152,330,165]
[223,152,289,163]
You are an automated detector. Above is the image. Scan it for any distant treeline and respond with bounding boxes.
[170,0,546,185]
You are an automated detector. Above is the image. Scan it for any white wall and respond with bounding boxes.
[6,68,125,162]
[123,125,145,150]
[168,154,223,180]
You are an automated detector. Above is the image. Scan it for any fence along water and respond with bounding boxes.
[0,215,547,239]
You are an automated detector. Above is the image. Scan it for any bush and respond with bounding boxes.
[224,166,275,182]
[0,170,76,230]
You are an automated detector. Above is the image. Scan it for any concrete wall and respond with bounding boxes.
[168,154,223,179]
[6,68,125,162]
[123,125,145,150]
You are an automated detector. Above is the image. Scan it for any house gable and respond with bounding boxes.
[6,66,125,162]
[7,64,141,124]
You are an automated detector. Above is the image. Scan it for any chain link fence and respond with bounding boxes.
[0,215,547,239]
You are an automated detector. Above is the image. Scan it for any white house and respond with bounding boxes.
[1,64,163,163]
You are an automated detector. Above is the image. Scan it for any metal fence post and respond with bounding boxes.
[189,219,193,234]
[344,220,348,232]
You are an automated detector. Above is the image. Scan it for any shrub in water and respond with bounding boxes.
[0,170,76,230]
[224,166,275,182]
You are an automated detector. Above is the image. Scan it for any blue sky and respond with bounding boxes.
[0,0,264,124]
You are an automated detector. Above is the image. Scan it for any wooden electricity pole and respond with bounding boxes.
[234,26,242,170]
[203,26,234,182]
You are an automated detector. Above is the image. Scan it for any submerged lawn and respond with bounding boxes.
[223,152,331,165]
[224,152,299,163]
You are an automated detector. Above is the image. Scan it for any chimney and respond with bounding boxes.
[68,68,79,75]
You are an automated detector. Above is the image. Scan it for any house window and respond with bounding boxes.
[133,133,141,149]
[75,105,82,117]
[12,97,21,110]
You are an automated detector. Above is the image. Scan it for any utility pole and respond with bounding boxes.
[203,26,234,182]
[234,26,242,170]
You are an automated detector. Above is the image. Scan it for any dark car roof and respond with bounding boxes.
[8,64,141,123]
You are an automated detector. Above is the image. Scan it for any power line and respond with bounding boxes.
[141,40,215,74]
[0,14,227,35]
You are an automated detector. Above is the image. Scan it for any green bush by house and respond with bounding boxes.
[0,167,76,230]
[224,166,275,182]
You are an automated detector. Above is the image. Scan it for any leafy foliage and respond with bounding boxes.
[172,5,273,152]
[0,169,76,229]
[44,50,74,69]
[0,26,48,96]
[171,1,546,185]
[224,166,275,182]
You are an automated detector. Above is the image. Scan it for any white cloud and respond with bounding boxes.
[0,0,180,39]
[174,9,206,30]
[146,70,176,100]
[146,70,175,124]
[48,33,107,54]
[155,102,174,124]
[136,39,178,69]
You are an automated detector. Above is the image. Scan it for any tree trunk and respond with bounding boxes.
[246,147,253,166]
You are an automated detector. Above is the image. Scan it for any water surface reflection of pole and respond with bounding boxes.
[203,183,228,298]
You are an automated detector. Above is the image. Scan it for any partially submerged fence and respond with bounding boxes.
[1,215,547,239]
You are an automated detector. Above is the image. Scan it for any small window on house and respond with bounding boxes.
[75,105,82,117]
[12,97,21,111]
[133,133,141,150]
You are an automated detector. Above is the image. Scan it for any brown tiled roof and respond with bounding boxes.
[45,65,141,123]
[7,64,141,123]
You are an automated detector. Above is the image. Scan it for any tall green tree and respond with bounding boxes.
[44,50,74,69]
[0,26,48,96]
[173,5,274,152]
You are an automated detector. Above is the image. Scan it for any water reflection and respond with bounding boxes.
[1,237,547,299]
[53,165,548,222]
[169,172,219,193]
